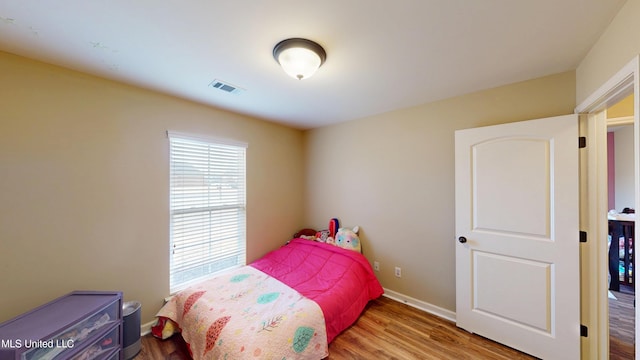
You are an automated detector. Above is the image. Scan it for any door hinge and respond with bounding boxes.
[580,231,587,243]
[581,324,588,337]
[579,136,587,148]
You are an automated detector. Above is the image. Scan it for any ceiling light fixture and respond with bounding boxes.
[273,38,326,80]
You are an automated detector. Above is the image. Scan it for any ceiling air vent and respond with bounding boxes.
[208,79,245,95]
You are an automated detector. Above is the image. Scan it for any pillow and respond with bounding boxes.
[334,227,361,253]
[293,228,317,238]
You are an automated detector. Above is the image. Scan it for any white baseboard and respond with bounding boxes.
[382,288,457,323]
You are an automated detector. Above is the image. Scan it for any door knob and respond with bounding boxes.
[458,236,467,243]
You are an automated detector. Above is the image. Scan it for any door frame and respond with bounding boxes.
[575,55,640,359]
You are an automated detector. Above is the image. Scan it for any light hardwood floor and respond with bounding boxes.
[609,289,635,360]
[137,296,537,359]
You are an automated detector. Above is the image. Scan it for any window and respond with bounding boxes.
[168,132,247,292]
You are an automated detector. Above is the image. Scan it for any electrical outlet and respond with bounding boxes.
[395,266,402,278]
[374,261,380,271]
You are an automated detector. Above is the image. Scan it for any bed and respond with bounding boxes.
[154,236,384,359]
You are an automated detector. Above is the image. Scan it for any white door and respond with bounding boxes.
[455,114,580,359]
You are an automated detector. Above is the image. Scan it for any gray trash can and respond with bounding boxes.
[122,301,141,360]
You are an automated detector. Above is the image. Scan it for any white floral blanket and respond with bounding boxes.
[156,266,329,359]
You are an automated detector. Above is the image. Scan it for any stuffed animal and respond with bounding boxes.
[151,317,180,340]
[334,226,361,252]
[329,218,339,238]
[315,230,330,242]
[293,228,317,238]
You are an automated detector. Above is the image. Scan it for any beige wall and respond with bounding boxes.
[0,51,305,325]
[576,0,640,104]
[303,71,576,311]
[613,125,635,210]
[608,93,635,118]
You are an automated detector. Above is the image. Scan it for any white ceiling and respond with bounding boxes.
[0,1,627,129]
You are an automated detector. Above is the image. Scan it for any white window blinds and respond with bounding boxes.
[168,132,247,292]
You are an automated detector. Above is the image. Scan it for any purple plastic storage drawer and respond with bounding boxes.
[0,291,123,360]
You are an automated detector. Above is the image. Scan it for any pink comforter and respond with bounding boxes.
[251,238,384,342]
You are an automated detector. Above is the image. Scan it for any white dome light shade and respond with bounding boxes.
[273,38,326,80]
[277,47,322,80]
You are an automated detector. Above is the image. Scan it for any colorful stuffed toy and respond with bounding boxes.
[334,227,361,253]
[293,218,347,246]
[315,229,330,242]
[151,317,180,340]
[329,218,339,238]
